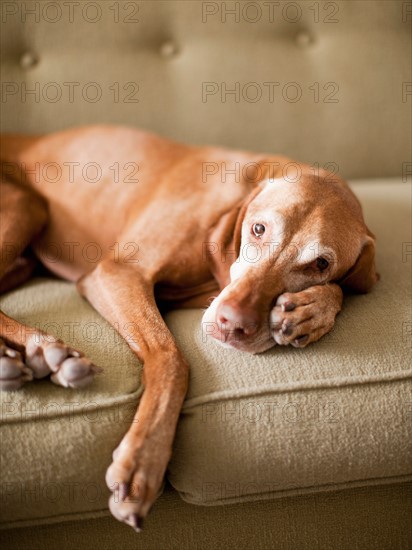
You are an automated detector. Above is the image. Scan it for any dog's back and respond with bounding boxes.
[1,126,269,281]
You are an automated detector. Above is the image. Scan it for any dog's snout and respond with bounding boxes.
[217,302,260,336]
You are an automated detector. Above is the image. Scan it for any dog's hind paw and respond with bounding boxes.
[0,338,33,391]
[50,355,102,388]
[26,335,102,388]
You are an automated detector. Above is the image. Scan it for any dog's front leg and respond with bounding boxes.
[77,259,189,531]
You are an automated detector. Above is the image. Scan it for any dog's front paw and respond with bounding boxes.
[270,285,341,347]
[105,434,168,531]
[26,334,102,388]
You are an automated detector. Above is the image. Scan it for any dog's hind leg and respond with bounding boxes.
[0,178,101,390]
[0,177,47,389]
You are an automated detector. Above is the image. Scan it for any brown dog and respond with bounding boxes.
[0,125,378,530]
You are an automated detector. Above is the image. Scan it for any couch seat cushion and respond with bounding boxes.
[0,179,411,528]
[166,179,412,504]
[0,280,143,528]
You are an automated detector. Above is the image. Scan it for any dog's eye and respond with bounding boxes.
[252,223,265,237]
[316,257,329,271]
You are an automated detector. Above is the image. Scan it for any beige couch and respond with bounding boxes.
[1,2,411,548]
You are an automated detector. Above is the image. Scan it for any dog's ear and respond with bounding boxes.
[339,231,379,293]
[205,186,263,289]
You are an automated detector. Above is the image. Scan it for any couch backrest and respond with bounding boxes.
[1,0,410,178]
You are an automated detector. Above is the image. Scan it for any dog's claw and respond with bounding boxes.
[130,513,143,532]
[294,334,309,346]
[91,364,103,375]
[119,482,128,502]
[281,321,293,336]
[5,348,19,358]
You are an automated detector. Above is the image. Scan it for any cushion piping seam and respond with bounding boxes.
[182,369,412,410]
[0,387,143,426]
[176,473,412,506]
[2,474,411,529]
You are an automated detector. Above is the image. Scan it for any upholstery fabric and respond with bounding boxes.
[1,482,411,550]
[0,278,143,526]
[0,179,411,527]
[0,1,410,179]
[167,179,412,504]
[1,0,411,546]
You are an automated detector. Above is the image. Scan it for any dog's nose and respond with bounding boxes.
[217,302,260,336]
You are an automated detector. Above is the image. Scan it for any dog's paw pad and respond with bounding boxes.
[51,356,102,388]
[0,340,33,391]
[25,336,102,388]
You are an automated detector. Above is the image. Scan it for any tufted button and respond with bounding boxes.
[20,51,39,70]
[295,31,314,48]
[160,41,178,58]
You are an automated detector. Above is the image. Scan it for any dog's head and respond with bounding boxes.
[202,171,378,353]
